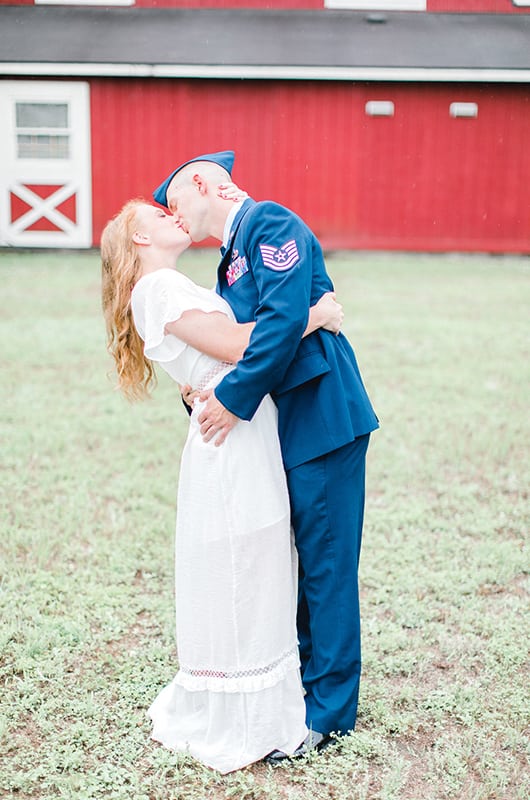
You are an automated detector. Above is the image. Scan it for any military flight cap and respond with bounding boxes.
[153,150,235,207]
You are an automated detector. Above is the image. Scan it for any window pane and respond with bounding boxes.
[16,103,68,129]
[17,134,70,159]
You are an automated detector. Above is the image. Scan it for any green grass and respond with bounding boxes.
[1,248,528,800]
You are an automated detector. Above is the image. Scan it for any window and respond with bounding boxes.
[365,100,395,116]
[449,102,478,119]
[15,102,70,159]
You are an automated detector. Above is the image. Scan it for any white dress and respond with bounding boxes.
[131,268,307,774]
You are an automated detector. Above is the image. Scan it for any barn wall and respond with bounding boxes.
[132,0,322,7]
[124,1,530,11]
[2,1,527,10]
[90,78,530,252]
[427,1,527,12]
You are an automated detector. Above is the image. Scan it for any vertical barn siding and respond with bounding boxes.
[90,78,530,252]
[355,83,530,250]
[133,1,322,7]
[427,1,527,12]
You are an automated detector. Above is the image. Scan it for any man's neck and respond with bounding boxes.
[205,197,235,243]
[222,200,245,249]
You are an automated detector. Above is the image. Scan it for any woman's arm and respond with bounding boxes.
[164,292,343,364]
[165,311,254,364]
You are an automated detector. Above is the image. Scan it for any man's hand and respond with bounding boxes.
[197,389,239,446]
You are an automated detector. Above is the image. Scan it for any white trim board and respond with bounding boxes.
[1,63,529,83]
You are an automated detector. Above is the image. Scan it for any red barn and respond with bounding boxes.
[0,0,528,252]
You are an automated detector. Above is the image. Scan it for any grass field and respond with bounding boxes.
[0,249,528,800]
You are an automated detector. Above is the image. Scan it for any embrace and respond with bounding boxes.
[101,150,378,773]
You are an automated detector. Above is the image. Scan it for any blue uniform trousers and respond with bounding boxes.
[286,434,370,735]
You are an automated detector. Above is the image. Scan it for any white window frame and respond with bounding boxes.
[15,101,71,160]
[324,1,426,9]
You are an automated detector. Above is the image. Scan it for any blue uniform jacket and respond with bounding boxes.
[215,199,378,470]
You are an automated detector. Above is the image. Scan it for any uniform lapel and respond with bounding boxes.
[216,198,255,289]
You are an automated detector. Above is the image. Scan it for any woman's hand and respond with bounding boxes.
[313,291,344,335]
[217,182,249,203]
[180,383,199,407]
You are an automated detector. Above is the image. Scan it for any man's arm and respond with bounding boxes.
[180,292,338,428]
[187,292,342,437]
[199,203,330,443]
[216,204,321,415]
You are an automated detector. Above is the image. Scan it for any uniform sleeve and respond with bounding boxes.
[136,270,199,363]
[215,203,313,419]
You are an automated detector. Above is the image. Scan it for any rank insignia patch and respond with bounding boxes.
[259,240,300,271]
[226,253,249,286]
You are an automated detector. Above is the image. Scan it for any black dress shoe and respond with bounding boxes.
[263,730,332,765]
[304,730,334,752]
[312,732,334,752]
[263,740,306,766]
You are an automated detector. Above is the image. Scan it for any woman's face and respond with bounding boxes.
[135,204,191,251]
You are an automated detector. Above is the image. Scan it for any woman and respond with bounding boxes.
[100,197,343,773]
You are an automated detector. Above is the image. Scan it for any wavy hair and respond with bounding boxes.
[100,199,156,400]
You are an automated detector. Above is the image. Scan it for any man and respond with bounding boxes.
[153,150,378,761]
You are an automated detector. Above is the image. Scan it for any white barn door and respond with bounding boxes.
[0,81,92,248]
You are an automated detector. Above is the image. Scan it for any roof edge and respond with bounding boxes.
[1,63,529,83]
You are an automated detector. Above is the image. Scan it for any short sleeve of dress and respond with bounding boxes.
[132,269,207,364]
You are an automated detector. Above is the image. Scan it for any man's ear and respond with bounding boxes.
[132,231,150,246]
[192,173,208,195]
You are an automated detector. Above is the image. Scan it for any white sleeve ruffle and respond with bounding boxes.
[142,270,190,363]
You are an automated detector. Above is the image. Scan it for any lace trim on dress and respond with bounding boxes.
[174,646,301,694]
[196,361,233,393]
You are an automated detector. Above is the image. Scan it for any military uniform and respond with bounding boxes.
[154,153,378,737]
[215,198,378,736]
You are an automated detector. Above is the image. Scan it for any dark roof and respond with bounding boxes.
[0,7,529,79]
